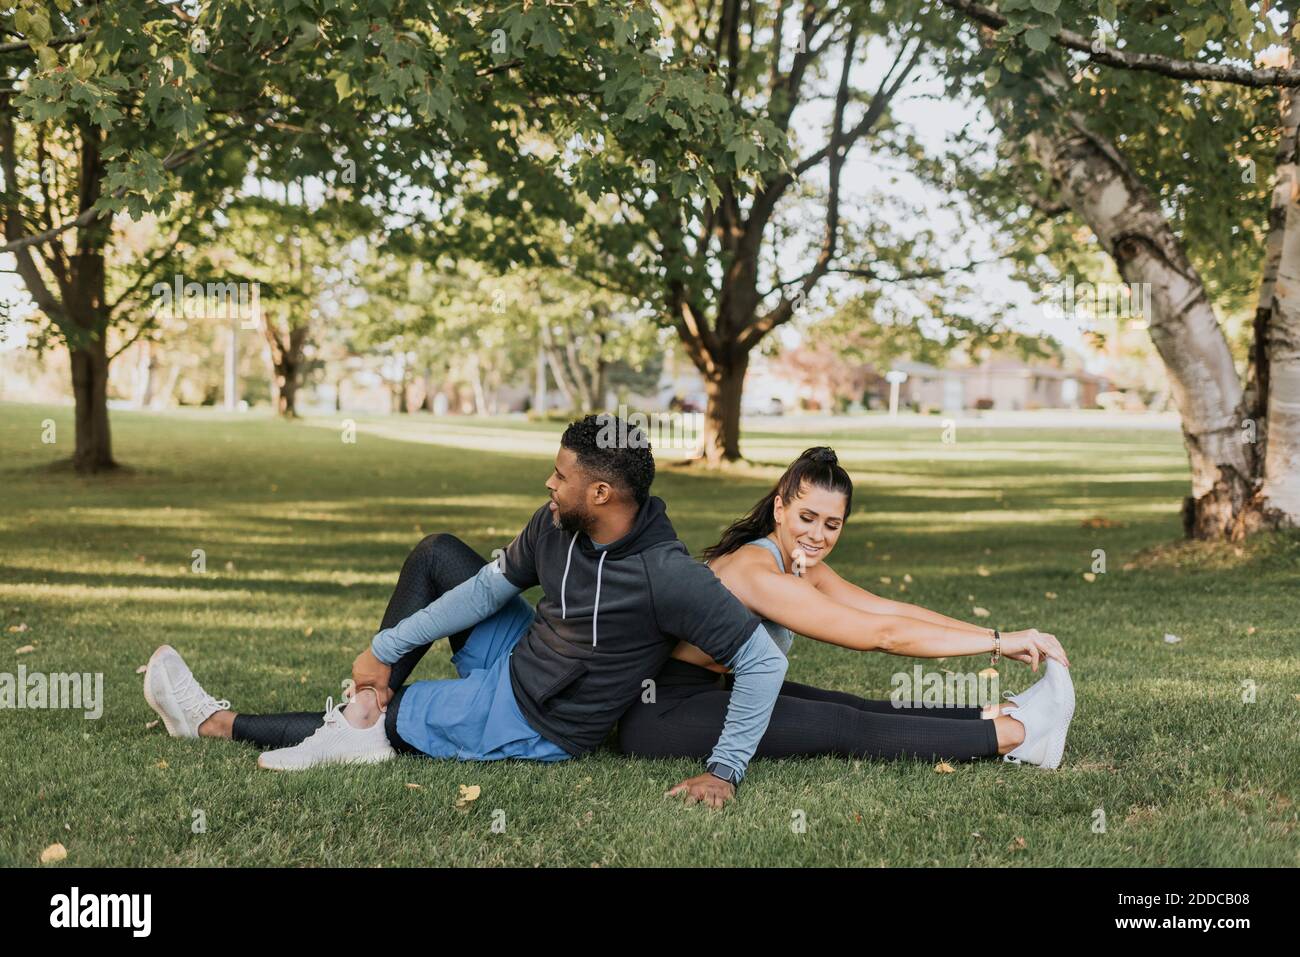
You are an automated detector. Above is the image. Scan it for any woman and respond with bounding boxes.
[617,447,1075,770]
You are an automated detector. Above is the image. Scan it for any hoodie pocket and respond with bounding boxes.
[536,659,589,706]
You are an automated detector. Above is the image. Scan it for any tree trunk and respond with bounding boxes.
[263,322,308,418]
[1024,115,1258,538]
[69,331,115,472]
[700,354,748,466]
[277,362,298,417]
[1255,68,1300,528]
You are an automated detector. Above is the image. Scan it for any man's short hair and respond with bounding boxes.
[560,414,655,506]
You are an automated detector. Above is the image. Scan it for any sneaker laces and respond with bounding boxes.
[173,668,229,720]
[319,695,347,730]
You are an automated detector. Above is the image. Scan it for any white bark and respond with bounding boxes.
[1024,113,1255,535]
[1258,70,1300,525]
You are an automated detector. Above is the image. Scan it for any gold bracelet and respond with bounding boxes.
[991,628,1001,666]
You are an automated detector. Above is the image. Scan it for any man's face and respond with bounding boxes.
[546,446,600,535]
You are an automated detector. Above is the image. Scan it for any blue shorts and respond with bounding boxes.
[394,595,571,762]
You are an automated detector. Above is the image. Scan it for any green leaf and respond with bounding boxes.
[1030,0,1060,13]
[334,72,352,102]
[1024,26,1051,53]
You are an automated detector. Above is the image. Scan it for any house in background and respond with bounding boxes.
[890,359,1109,412]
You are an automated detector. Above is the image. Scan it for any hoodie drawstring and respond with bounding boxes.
[559,533,607,647]
[592,550,607,647]
[559,535,577,619]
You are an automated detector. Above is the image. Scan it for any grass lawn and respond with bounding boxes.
[1,400,1297,867]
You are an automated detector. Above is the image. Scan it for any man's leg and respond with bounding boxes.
[226,534,487,748]
[381,533,488,687]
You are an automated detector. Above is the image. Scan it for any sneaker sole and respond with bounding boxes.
[257,748,396,772]
[143,645,196,739]
[1039,665,1075,770]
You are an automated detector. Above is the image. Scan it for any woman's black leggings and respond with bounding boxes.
[617,659,1000,763]
[229,533,488,752]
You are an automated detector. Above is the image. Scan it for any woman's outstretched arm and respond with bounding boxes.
[806,560,993,635]
[725,557,1068,667]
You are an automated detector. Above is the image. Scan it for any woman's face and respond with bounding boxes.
[772,480,847,570]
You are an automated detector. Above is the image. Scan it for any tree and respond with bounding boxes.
[536,0,999,464]
[941,0,1300,537]
[3,1,762,470]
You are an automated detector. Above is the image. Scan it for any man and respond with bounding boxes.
[143,414,787,806]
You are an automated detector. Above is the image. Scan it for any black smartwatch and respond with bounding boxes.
[707,761,742,790]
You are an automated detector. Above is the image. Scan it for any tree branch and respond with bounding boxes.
[942,0,1300,89]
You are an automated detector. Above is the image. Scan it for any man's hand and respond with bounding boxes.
[351,647,393,710]
[666,772,736,809]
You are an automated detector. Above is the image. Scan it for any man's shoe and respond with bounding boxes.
[144,644,230,738]
[257,696,396,771]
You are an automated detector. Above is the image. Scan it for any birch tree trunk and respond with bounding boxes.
[1254,51,1300,527]
[1025,114,1262,538]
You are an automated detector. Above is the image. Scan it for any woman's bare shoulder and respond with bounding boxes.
[710,540,784,583]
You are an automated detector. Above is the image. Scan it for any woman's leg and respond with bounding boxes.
[216,533,486,749]
[619,686,1017,762]
[726,674,1014,720]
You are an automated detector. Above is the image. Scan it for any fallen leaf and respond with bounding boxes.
[144,720,159,730]
[15,644,35,655]
[1163,633,1182,644]
[405,783,423,790]
[1247,627,1257,636]
[155,760,169,770]
[903,573,913,583]
[1081,517,1122,528]
[7,623,28,633]
[973,607,991,618]
[1009,836,1027,851]
[454,784,481,809]
[1044,591,1058,600]
[879,576,892,585]
[40,843,67,865]
[135,664,147,674]
[304,627,314,637]
[1083,572,1097,582]
[934,762,955,774]
[977,566,991,577]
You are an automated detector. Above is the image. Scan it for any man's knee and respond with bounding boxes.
[408,532,466,565]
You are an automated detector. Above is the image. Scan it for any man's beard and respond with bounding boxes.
[553,502,594,536]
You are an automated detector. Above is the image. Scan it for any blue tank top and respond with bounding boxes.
[741,537,795,656]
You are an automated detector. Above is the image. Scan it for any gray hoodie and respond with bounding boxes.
[500,496,763,756]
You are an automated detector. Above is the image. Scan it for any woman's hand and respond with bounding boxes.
[1000,629,1069,671]
[352,647,393,710]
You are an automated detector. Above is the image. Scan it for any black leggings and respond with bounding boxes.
[617,659,1000,763]
[230,533,487,752]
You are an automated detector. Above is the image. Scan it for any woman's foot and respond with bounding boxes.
[1000,659,1074,769]
[144,645,232,739]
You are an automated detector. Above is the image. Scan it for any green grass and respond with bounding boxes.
[1,401,1297,867]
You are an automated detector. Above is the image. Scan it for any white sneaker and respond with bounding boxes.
[1002,671,1049,711]
[257,696,396,771]
[144,644,231,738]
[1002,660,1074,769]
